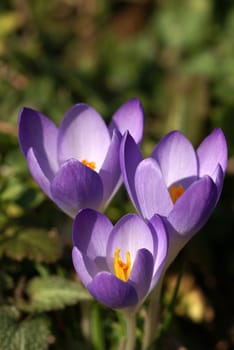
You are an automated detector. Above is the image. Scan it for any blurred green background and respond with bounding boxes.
[0,0,234,349]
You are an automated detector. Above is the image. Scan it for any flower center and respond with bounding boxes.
[81,159,96,170]
[114,248,131,282]
[169,183,185,204]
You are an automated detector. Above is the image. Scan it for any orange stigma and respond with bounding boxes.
[169,184,185,204]
[114,248,131,282]
[81,159,96,170]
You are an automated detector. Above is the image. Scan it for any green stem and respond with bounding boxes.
[143,260,185,350]
[142,274,164,350]
[157,261,185,346]
[123,312,136,350]
[80,301,92,349]
[91,303,105,350]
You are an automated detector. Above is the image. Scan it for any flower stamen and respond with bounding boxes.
[114,248,131,282]
[169,184,185,204]
[81,159,96,170]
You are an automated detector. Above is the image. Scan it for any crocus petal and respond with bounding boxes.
[72,247,109,287]
[212,164,224,201]
[167,176,217,237]
[107,214,154,272]
[51,159,103,217]
[165,176,217,264]
[26,148,52,198]
[109,98,144,144]
[135,158,173,219]
[72,208,112,279]
[73,208,113,258]
[129,249,154,301]
[148,214,168,288]
[151,131,198,187]
[58,104,111,171]
[18,107,59,178]
[120,132,143,213]
[99,130,122,207]
[72,247,93,286]
[88,272,138,309]
[197,128,228,178]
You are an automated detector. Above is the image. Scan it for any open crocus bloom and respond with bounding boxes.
[72,209,168,310]
[18,98,144,217]
[120,129,227,265]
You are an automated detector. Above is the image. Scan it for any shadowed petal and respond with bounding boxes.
[88,272,138,309]
[51,159,103,217]
[212,164,224,201]
[129,249,154,300]
[197,128,228,178]
[73,248,108,286]
[148,215,168,288]
[168,176,217,237]
[73,208,113,258]
[109,98,144,144]
[135,158,173,219]
[26,148,52,198]
[99,130,122,207]
[151,131,198,187]
[72,247,93,286]
[164,177,217,265]
[18,107,59,178]
[107,214,154,272]
[58,104,110,171]
[72,209,112,284]
[120,132,143,212]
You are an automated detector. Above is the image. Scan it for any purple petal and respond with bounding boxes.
[99,130,122,207]
[18,107,59,180]
[109,98,144,144]
[129,249,154,301]
[26,148,52,198]
[168,176,217,236]
[107,214,154,272]
[135,158,173,219]
[151,131,198,187]
[148,215,168,289]
[58,104,111,171]
[197,128,228,178]
[120,132,143,213]
[88,272,138,309]
[165,177,217,264]
[72,247,93,286]
[212,164,225,201]
[73,208,113,258]
[51,159,103,217]
[72,209,113,284]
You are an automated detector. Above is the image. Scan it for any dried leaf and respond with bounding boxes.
[0,228,62,263]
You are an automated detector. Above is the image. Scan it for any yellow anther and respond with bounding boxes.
[169,183,185,204]
[81,159,96,170]
[114,248,131,282]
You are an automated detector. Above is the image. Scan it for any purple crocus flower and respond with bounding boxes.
[120,129,227,265]
[72,208,168,310]
[18,99,144,217]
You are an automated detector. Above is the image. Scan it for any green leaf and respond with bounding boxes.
[155,0,211,49]
[0,12,23,38]
[0,306,50,350]
[18,276,92,312]
[1,176,24,202]
[0,228,62,263]
[182,51,218,78]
